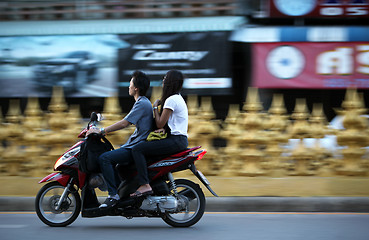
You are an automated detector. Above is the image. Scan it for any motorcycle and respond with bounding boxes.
[35,112,217,227]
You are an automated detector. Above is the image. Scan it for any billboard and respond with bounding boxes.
[252,42,369,89]
[0,32,232,98]
[0,34,128,98]
[117,32,232,96]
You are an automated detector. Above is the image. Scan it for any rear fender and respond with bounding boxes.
[189,163,218,197]
[39,172,70,187]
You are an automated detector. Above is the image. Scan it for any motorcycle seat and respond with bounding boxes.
[168,146,202,158]
[145,146,202,163]
[115,146,202,170]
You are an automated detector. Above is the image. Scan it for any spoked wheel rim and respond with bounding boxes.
[36,182,80,226]
[167,184,200,223]
[162,179,205,227]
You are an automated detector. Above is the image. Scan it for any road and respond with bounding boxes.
[1,212,369,240]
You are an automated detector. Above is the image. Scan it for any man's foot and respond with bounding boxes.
[130,184,153,198]
[99,194,119,208]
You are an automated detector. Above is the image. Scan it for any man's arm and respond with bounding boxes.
[87,118,130,136]
[104,119,130,134]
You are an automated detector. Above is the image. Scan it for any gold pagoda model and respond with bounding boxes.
[0,87,368,197]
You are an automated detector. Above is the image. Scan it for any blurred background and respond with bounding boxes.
[0,0,369,197]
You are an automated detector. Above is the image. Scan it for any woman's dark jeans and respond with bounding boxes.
[131,135,188,185]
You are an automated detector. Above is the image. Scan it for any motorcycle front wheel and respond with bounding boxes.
[162,179,205,228]
[35,181,81,227]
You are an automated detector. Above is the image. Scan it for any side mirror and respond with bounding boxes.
[97,113,103,122]
[90,112,98,122]
[88,112,103,130]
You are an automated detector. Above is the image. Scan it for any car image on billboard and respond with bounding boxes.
[32,51,99,93]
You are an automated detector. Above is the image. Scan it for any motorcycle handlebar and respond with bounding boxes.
[78,112,104,138]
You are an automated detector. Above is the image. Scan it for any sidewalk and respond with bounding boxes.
[1,196,369,212]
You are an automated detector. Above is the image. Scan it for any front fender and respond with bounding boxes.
[39,172,70,187]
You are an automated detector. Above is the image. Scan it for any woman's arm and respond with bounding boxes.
[154,108,172,129]
[153,99,173,129]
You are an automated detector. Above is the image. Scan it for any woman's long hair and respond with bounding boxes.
[159,70,184,111]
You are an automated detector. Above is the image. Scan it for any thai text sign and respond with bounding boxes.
[252,42,369,89]
[269,0,369,18]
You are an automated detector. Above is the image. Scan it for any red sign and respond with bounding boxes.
[252,42,369,89]
[269,0,369,18]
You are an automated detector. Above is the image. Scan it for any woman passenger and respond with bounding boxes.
[130,70,188,197]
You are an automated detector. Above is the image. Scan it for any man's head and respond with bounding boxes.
[130,71,150,96]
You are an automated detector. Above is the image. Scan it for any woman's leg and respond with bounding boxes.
[130,135,188,196]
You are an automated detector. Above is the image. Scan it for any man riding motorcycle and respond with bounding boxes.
[35,71,217,228]
[86,70,152,208]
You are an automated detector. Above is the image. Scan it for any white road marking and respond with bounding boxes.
[0,224,27,228]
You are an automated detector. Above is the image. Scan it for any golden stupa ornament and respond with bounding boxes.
[237,87,267,176]
[190,97,220,175]
[286,98,315,176]
[335,88,369,176]
[264,94,289,177]
[2,100,26,176]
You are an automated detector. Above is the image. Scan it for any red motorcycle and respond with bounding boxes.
[35,112,217,227]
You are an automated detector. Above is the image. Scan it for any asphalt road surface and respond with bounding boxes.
[1,212,369,240]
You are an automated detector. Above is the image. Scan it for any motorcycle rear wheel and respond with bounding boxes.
[35,181,81,227]
[162,179,205,227]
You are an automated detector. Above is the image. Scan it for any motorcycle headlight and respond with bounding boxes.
[63,147,80,159]
[54,145,80,170]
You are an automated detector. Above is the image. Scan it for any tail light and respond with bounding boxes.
[196,150,207,161]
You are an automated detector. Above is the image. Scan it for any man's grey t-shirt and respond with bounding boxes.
[121,96,153,149]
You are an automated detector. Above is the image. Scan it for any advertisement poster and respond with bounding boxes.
[118,32,232,96]
[252,42,369,89]
[0,32,232,98]
[0,34,128,97]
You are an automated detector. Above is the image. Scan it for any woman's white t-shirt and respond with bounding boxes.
[163,94,188,137]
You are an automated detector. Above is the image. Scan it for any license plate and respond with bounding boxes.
[197,170,210,185]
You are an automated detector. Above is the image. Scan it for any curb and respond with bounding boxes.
[1,197,369,212]
[205,197,369,212]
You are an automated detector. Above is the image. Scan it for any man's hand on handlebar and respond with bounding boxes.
[86,127,101,137]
